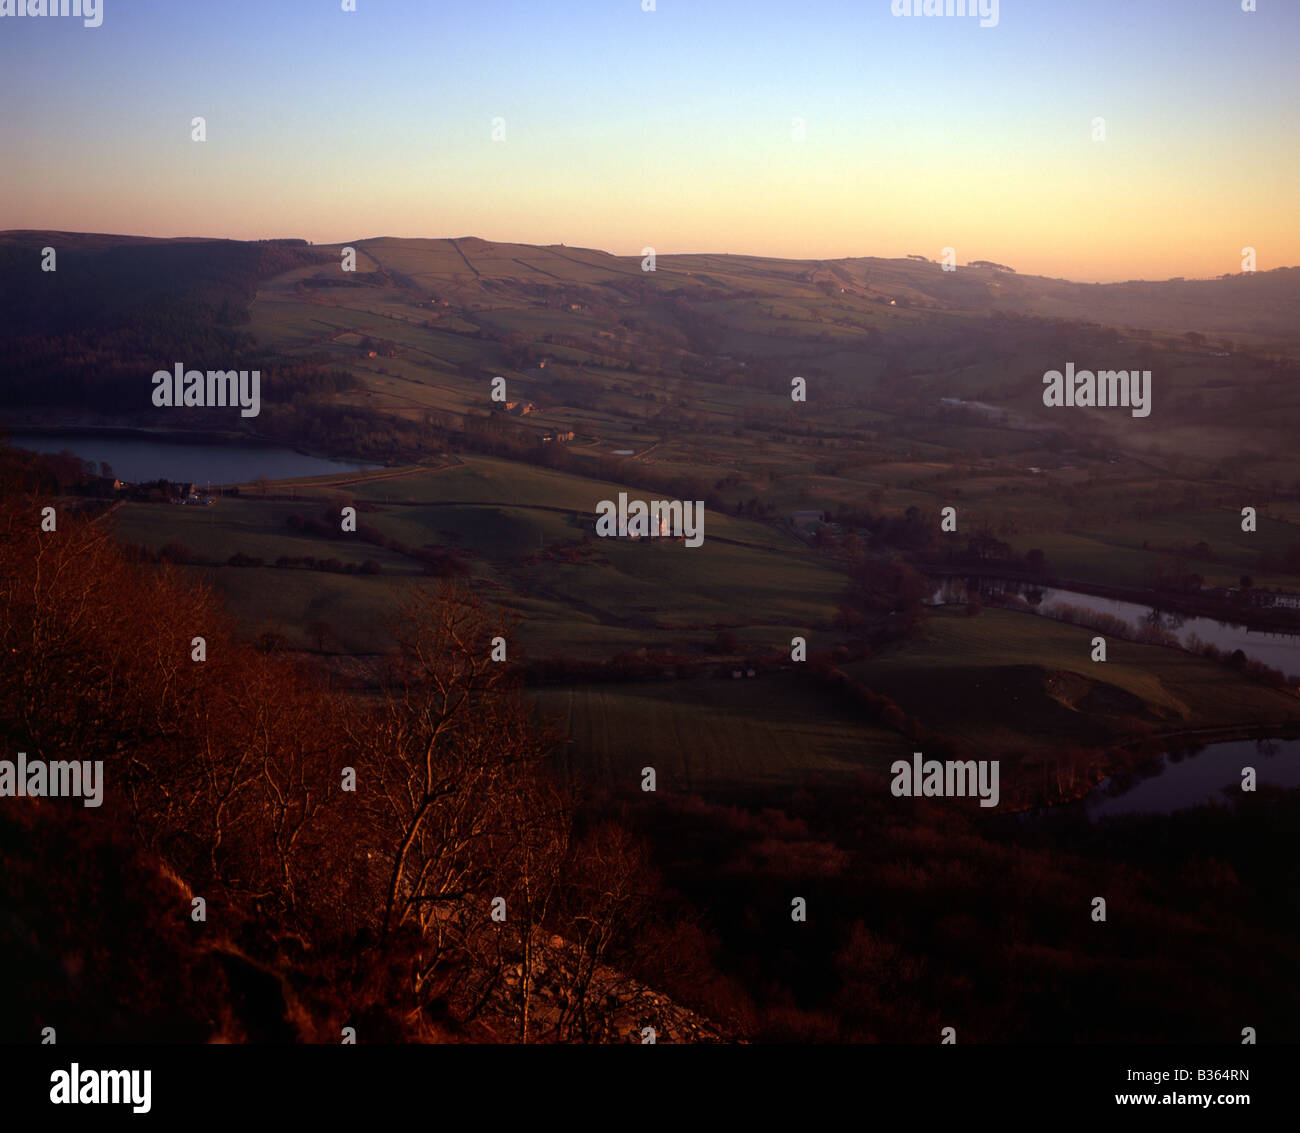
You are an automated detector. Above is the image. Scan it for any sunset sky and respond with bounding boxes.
[1,0,1296,282]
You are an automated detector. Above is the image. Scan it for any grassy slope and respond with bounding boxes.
[844,607,1300,756]
[531,673,902,789]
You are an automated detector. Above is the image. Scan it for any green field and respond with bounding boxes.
[530,673,903,789]
[844,607,1300,756]
[110,455,851,659]
[1009,509,1300,590]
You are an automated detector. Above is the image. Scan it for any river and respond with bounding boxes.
[1082,737,1300,818]
[929,576,1300,678]
[11,433,382,486]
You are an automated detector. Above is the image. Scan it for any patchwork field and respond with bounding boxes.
[22,234,1300,794]
[110,455,850,658]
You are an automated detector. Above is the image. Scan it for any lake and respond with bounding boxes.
[12,433,382,486]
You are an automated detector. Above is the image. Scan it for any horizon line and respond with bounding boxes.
[2,228,1293,288]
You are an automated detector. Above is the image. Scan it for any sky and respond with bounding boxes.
[1,0,1297,282]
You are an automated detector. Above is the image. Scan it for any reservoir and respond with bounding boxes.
[10,433,382,486]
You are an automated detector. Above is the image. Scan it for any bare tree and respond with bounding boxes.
[352,581,563,1016]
